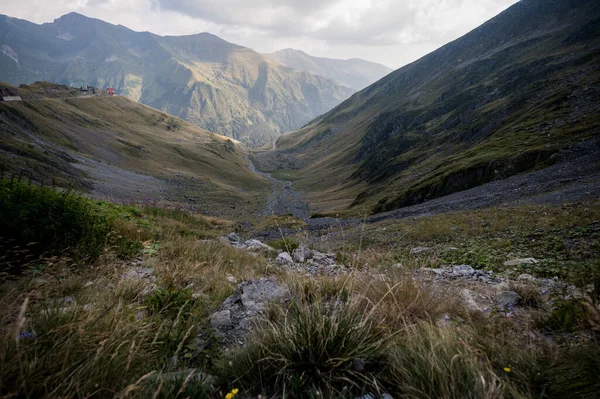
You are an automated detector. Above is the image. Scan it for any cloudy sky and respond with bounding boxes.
[1,0,519,69]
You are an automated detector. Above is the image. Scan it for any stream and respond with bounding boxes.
[247,157,310,220]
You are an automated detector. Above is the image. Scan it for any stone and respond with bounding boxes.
[241,278,289,313]
[292,245,311,263]
[244,239,275,252]
[410,247,433,255]
[210,310,232,329]
[209,278,289,346]
[518,273,536,281]
[495,291,521,309]
[276,252,294,265]
[226,232,241,243]
[460,289,490,312]
[352,358,366,372]
[449,265,475,277]
[218,236,231,246]
[504,258,539,267]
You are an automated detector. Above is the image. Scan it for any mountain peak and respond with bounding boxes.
[269,49,392,90]
[54,12,88,22]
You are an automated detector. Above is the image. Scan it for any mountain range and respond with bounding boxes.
[0,13,360,146]
[257,0,600,216]
[267,49,392,90]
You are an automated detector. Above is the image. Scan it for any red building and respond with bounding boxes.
[107,88,115,95]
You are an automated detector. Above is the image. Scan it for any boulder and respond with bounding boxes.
[449,265,475,277]
[292,245,312,263]
[209,278,290,345]
[244,239,275,252]
[227,232,241,243]
[276,252,294,265]
[495,291,521,309]
[210,310,232,329]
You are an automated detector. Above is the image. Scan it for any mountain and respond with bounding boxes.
[0,82,270,217]
[257,0,600,216]
[0,13,355,147]
[267,49,392,90]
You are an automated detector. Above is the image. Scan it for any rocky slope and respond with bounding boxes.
[0,13,355,146]
[264,0,600,216]
[267,48,392,90]
[0,82,270,217]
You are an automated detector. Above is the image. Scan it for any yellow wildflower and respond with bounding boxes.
[504,367,511,373]
[232,389,239,395]
[225,394,233,399]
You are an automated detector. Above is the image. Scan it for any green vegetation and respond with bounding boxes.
[1,194,600,397]
[0,179,134,272]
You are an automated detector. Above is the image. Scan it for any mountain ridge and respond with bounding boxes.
[0,13,355,146]
[257,0,600,216]
[267,48,392,90]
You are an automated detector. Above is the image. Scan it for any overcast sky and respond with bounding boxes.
[0,0,519,69]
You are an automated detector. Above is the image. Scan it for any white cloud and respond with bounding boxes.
[0,0,519,68]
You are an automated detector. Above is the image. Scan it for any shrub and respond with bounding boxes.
[220,296,391,397]
[0,179,112,271]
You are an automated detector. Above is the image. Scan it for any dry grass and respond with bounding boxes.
[2,200,600,398]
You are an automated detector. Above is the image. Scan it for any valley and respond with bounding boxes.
[1,0,599,398]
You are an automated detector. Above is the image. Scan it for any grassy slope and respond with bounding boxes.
[1,182,599,398]
[0,82,270,218]
[271,0,600,216]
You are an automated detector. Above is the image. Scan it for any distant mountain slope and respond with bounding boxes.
[0,82,270,217]
[267,49,392,90]
[263,0,600,216]
[0,13,355,146]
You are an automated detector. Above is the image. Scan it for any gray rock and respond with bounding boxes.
[244,239,275,252]
[210,278,289,345]
[292,245,311,263]
[241,278,288,313]
[504,258,538,267]
[210,310,232,329]
[495,291,521,309]
[449,265,475,277]
[460,289,490,312]
[218,236,231,246]
[227,232,241,243]
[410,247,433,255]
[518,273,536,281]
[276,252,294,265]
[352,358,366,372]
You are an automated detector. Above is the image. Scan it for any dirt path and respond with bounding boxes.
[247,157,309,219]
